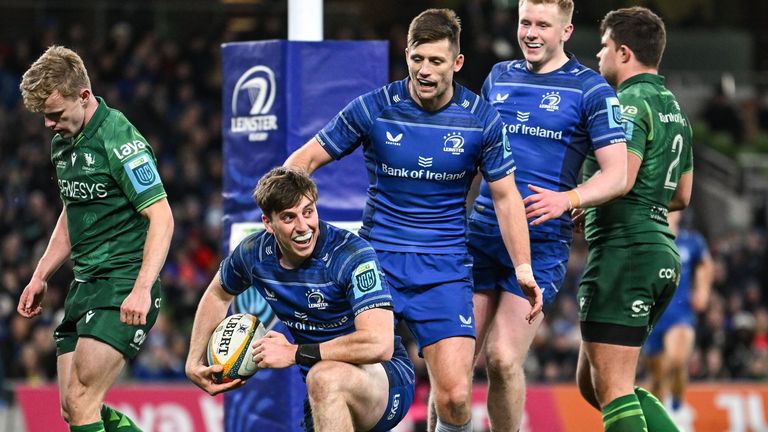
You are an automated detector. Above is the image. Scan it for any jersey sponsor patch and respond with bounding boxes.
[502,128,512,160]
[123,153,161,193]
[352,261,382,299]
[606,97,622,129]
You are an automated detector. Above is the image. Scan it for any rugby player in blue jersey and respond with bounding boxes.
[643,210,712,429]
[185,167,415,432]
[467,1,628,430]
[285,9,542,432]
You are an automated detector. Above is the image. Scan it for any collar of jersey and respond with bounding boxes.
[73,96,109,145]
[619,73,665,92]
[400,77,464,113]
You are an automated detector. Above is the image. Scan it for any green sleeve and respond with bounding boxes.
[681,118,694,173]
[618,94,651,160]
[107,121,167,211]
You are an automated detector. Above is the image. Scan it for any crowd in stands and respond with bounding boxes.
[1,7,767,408]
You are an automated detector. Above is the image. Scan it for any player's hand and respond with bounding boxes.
[515,264,543,324]
[120,288,151,326]
[524,185,571,226]
[185,362,245,396]
[571,208,586,233]
[252,330,296,369]
[17,277,47,318]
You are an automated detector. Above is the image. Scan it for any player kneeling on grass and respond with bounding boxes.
[186,167,414,432]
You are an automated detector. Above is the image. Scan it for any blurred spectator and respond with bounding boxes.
[701,73,746,144]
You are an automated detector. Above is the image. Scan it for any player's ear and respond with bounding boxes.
[79,89,91,106]
[262,214,274,234]
[453,53,465,72]
[561,23,574,43]
[619,45,632,63]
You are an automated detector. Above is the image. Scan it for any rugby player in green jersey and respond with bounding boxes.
[17,46,174,432]
[575,7,693,432]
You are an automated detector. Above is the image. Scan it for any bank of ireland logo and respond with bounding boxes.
[516,111,530,122]
[230,65,278,142]
[123,154,161,193]
[443,132,465,155]
[539,91,561,111]
[353,261,382,299]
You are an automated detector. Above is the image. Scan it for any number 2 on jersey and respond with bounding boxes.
[664,134,683,190]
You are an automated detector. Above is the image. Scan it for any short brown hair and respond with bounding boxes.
[407,8,462,55]
[519,0,574,23]
[253,167,318,219]
[19,45,91,113]
[600,7,667,69]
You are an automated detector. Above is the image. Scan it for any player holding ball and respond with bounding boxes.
[185,167,414,432]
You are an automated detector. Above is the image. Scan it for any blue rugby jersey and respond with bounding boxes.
[316,78,514,254]
[663,229,708,317]
[219,221,405,377]
[471,55,625,240]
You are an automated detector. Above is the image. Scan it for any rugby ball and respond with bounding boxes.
[206,313,267,383]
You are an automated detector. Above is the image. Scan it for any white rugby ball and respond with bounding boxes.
[206,313,266,383]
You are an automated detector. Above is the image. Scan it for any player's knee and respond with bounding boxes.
[576,372,599,409]
[433,383,471,416]
[305,361,346,401]
[485,350,524,381]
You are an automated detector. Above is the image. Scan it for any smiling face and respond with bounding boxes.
[517,1,573,73]
[263,194,319,270]
[42,89,89,139]
[406,38,464,111]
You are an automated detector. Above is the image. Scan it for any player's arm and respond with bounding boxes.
[691,239,714,312]
[315,307,394,363]
[284,137,334,174]
[185,272,244,395]
[17,209,71,318]
[668,171,693,211]
[488,174,543,323]
[255,307,395,369]
[120,198,174,326]
[525,142,627,224]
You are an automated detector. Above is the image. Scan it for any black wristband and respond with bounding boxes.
[295,343,321,367]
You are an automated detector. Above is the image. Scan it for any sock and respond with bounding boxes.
[101,404,142,431]
[435,418,472,432]
[602,393,647,432]
[671,395,682,411]
[70,421,106,432]
[634,386,680,431]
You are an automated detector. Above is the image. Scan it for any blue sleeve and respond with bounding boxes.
[315,88,382,160]
[581,73,626,149]
[692,233,710,265]
[337,243,393,316]
[481,61,509,102]
[219,237,255,295]
[477,99,516,182]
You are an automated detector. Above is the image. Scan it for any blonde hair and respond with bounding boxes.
[19,45,91,113]
[519,0,574,23]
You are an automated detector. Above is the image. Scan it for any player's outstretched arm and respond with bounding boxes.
[692,239,714,312]
[121,198,174,326]
[488,174,543,323]
[284,137,334,174]
[186,273,244,396]
[18,209,71,318]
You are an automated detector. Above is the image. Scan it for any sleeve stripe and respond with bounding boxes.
[583,82,611,98]
[134,192,167,212]
[358,96,372,123]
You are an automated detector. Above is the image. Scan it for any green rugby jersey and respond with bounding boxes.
[51,97,167,280]
[582,74,693,247]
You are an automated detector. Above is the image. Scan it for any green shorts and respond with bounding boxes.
[578,244,679,330]
[54,278,162,359]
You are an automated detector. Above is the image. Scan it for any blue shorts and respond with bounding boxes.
[378,251,475,351]
[301,343,415,432]
[467,219,570,307]
[643,305,695,356]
